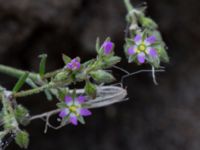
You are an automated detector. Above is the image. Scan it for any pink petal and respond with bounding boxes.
[127,46,136,55]
[59,108,69,118]
[137,52,146,64]
[80,108,92,116]
[134,34,142,45]
[144,36,156,45]
[148,48,158,58]
[77,96,85,104]
[65,96,73,104]
[69,114,78,126]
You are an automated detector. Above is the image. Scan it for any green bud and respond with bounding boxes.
[15,130,29,149]
[84,81,96,98]
[90,70,115,83]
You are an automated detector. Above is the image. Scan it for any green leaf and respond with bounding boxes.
[83,59,95,68]
[151,30,169,63]
[146,55,160,68]
[38,54,48,77]
[90,70,115,83]
[12,72,29,92]
[62,54,71,65]
[158,46,169,63]
[84,81,96,98]
[139,16,158,29]
[56,102,67,108]
[102,56,121,68]
[14,105,30,126]
[15,130,29,149]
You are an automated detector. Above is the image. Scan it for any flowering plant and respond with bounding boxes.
[0,0,169,149]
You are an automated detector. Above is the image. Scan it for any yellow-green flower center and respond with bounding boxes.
[69,105,80,115]
[138,44,146,51]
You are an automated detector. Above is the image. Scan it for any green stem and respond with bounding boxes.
[13,81,67,98]
[0,64,38,81]
[123,0,133,13]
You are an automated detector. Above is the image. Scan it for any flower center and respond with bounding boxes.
[69,105,78,113]
[138,44,146,51]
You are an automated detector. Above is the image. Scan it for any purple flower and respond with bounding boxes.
[66,58,81,71]
[59,95,92,126]
[128,34,158,64]
[102,41,114,55]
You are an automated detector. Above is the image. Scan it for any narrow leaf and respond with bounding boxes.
[44,89,53,101]
[77,116,85,124]
[13,72,29,92]
[39,54,48,77]
[96,37,100,52]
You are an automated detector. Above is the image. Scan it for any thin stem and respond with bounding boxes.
[0,64,38,81]
[124,0,133,13]
[30,108,61,121]
[13,81,65,98]
[121,69,165,84]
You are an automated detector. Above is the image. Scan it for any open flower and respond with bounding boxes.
[102,41,114,55]
[127,34,158,64]
[59,95,92,126]
[66,58,81,71]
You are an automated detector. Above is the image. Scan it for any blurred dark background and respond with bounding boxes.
[0,0,199,149]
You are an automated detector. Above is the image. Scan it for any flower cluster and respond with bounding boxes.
[59,95,91,126]
[127,34,158,64]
